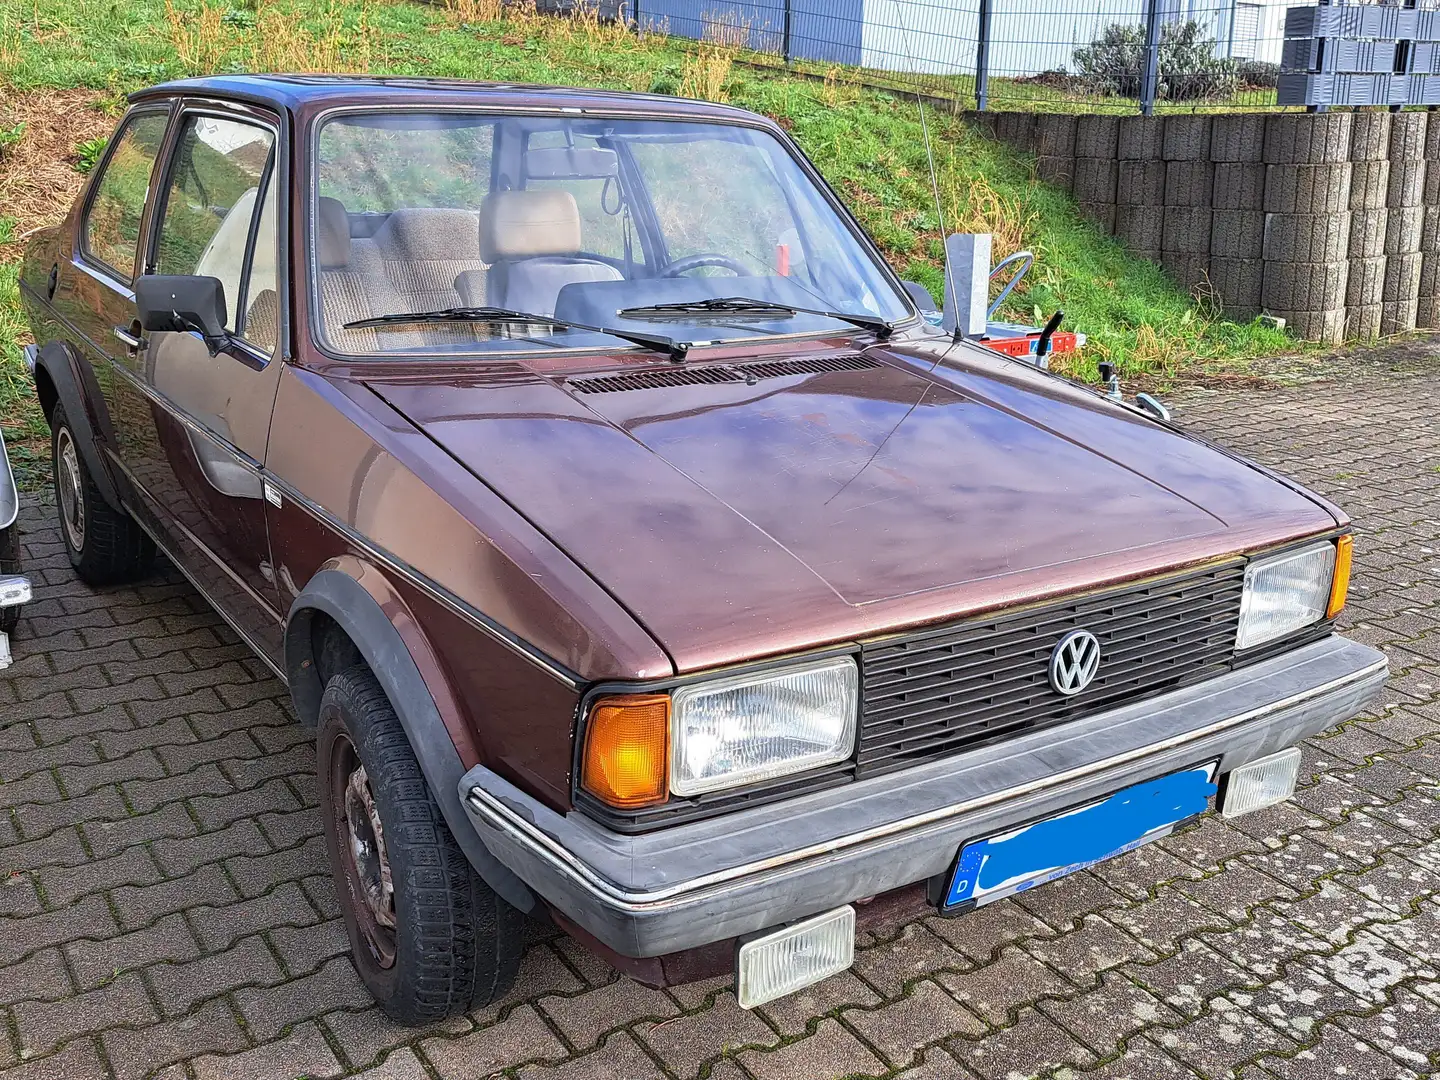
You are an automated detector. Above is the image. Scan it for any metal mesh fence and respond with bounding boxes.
[626,0,1326,112]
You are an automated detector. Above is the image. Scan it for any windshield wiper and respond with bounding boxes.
[616,296,896,339]
[343,306,691,361]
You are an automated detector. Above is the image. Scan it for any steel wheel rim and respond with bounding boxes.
[330,735,397,968]
[56,428,85,553]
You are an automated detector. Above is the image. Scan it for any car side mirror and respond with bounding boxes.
[135,275,231,356]
[901,280,937,314]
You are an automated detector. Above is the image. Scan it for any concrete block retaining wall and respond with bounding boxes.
[973,108,1436,346]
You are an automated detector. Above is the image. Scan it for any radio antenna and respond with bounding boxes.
[891,23,963,342]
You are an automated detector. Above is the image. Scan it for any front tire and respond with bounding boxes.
[50,403,153,586]
[317,666,524,1024]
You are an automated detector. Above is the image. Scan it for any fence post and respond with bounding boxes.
[975,0,992,110]
[1139,0,1162,115]
[782,0,793,62]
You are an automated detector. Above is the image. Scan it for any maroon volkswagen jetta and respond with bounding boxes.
[18,75,1386,1022]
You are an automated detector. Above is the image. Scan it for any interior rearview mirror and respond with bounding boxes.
[523,146,620,180]
[135,275,230,353]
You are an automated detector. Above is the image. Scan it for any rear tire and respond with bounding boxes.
[50,403,153,586]
[317,665,524,1024]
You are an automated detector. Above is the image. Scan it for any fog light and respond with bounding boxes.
[736,906,855,1009]
[1221,747,1302,818]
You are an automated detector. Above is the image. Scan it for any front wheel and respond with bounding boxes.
[317,666,524,1024]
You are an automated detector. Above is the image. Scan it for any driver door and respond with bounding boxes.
[117,105,287,666]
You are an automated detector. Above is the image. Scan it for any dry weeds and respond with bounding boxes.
[0,89,114,261]
[442,0,503,26]
[699,10,749,48]
[945,170,1035,262]
[165,0,226,74]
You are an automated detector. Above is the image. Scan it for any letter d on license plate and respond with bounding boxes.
[944,762,1218,911]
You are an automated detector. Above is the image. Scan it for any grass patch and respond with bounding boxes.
[0,0,1300,466]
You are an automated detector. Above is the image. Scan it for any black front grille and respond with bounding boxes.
[857,562,1247,775]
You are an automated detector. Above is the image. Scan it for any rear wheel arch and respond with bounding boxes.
[285,563,537,915]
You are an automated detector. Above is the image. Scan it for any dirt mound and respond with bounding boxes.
[0,89,116,260]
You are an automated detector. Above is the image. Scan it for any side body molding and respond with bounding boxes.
[286,567,537,914]
[33,341,124,511]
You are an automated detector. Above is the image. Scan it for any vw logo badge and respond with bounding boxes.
[1049,629,1101,696]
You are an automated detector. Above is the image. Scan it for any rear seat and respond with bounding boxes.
[315,196,417,353]
[371,207,489,312]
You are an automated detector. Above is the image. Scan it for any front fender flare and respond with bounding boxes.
[285,567,537,914]
[33,341,124,511]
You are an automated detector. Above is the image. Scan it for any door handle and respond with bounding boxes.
[112,326,142,354]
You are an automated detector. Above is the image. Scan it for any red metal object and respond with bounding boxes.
[978,330,1081,357]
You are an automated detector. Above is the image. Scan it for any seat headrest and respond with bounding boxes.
[374,207,484,260]
[479,190,582,263]
[317,197,351,269]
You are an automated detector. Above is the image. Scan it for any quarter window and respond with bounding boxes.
[82,112,170,281]
[154,115,278,349]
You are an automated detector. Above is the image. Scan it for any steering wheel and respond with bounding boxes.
[661,253,750,277]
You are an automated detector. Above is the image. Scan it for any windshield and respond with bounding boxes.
[310,111,913,357]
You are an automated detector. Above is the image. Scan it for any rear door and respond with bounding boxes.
[116,102,288,666]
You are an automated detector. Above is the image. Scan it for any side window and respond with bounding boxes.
[154,115,277,345]
[82,112,170,281]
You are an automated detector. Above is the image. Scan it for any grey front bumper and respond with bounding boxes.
[459,635,1387,958]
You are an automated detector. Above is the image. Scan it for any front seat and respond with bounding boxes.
[474,190,622,316]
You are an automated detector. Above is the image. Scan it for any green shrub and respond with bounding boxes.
[1073,20,1238,101]
[75,135,109,174]
[0,123,24,157]
[1237,58,1280,89]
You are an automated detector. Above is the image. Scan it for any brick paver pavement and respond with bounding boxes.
[4,358,1440,1079]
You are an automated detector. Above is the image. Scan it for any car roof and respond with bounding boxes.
[130,74,765,123]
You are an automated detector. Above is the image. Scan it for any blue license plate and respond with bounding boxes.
[944,762,1218,910]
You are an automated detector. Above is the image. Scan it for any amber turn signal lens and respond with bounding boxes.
[581,694,670,808]
[1327,534,1353,620]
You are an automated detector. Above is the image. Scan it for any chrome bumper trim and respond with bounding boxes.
[464,646,1388,913]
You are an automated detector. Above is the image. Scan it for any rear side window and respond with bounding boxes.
[153,115,277,342]
[83,111,170,281]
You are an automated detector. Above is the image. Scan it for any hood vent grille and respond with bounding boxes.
[733,354,878,379]
[568,366,744,394]
[568,353,878,394]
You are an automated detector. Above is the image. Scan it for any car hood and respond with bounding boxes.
[364,339,1340,675]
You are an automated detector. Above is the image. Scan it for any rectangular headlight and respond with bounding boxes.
[1236,542,1336,651]
[670,656,858,796]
